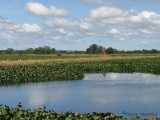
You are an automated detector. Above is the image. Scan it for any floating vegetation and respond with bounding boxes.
[0,57,160,85]
[0,103,157,120]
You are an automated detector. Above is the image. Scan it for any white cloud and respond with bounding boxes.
[83,6,160,39]
[141,41,151,45]
[108,28,120,34]
[0,18,41,34]
[44,6,160,42]
[25,2,69,17]
[141,29,152,34]
[56,28,66,34]
[0,18,19,31]
[19,24,41,33]
[129,15,142,23]
[83,0,112,6]
[1,2,160,49]
[45,18,77,29]
[80,22,91,30]
[89,6,123,18]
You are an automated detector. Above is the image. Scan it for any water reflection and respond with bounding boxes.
[0,73,160,118]
[84,73,160,81]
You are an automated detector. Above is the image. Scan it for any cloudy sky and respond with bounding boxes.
[0,0,160,50]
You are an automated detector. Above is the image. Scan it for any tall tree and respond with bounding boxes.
[5,48,14,54]
[86,44,104,54]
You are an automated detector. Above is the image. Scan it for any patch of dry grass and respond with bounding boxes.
[0,54,159,66]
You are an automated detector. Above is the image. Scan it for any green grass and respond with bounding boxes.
[0,53,159,61]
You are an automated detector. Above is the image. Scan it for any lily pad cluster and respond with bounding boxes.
[0,104,158,120]
[0,104,139,120]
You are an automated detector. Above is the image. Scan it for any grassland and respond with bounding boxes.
[0,53,159,66]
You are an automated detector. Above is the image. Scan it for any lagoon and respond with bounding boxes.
[0,73,160,118]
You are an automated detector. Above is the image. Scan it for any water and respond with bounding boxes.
[1,73,160,118]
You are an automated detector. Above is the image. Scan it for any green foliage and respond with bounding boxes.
[86,44,105,54]
[0,104,158,119]
[105,47,160,54]
[0,104,128,120]
[5,48,14,54]
[26,48,34,54]
[1,45,160,55]
[51,48,56,54]
[34,46,55,54]
[106,47,118,54]
[0,58,160,86]
[0,64,84,85]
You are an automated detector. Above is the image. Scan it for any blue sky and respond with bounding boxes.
[0,0,160,50]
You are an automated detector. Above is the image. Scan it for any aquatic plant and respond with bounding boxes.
[0,103,151,120]
[0,58,160,85]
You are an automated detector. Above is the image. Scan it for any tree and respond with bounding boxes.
[34,46,56,54]
[5,48,14,54]
[150,49,157,54]
[106,47,114,54]
[86,44,104,54]
[34,47,43,54]
[43,46,51,54]
[26,48,34,54]
[142,49,148,54]
[51,48,56,54]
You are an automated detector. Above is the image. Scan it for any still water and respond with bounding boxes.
[1,73,160,118]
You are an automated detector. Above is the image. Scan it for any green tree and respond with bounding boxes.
[34,47,43,54]
[86,44,104,54]
[106,47,117,54]
[150,49,157,54]
[26,48,34,54]
[142,49,148,54]
[43,46,51,54]
[5,48,14,54]
[34,46,56,54]
[51,48,56,54]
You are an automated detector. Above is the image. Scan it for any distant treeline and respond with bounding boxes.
[105,47,160,54]
[0,46,86,54]
[86,44,160,54]
[0,44,160,54]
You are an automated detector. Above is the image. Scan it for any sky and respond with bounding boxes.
[0,0,160,50]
